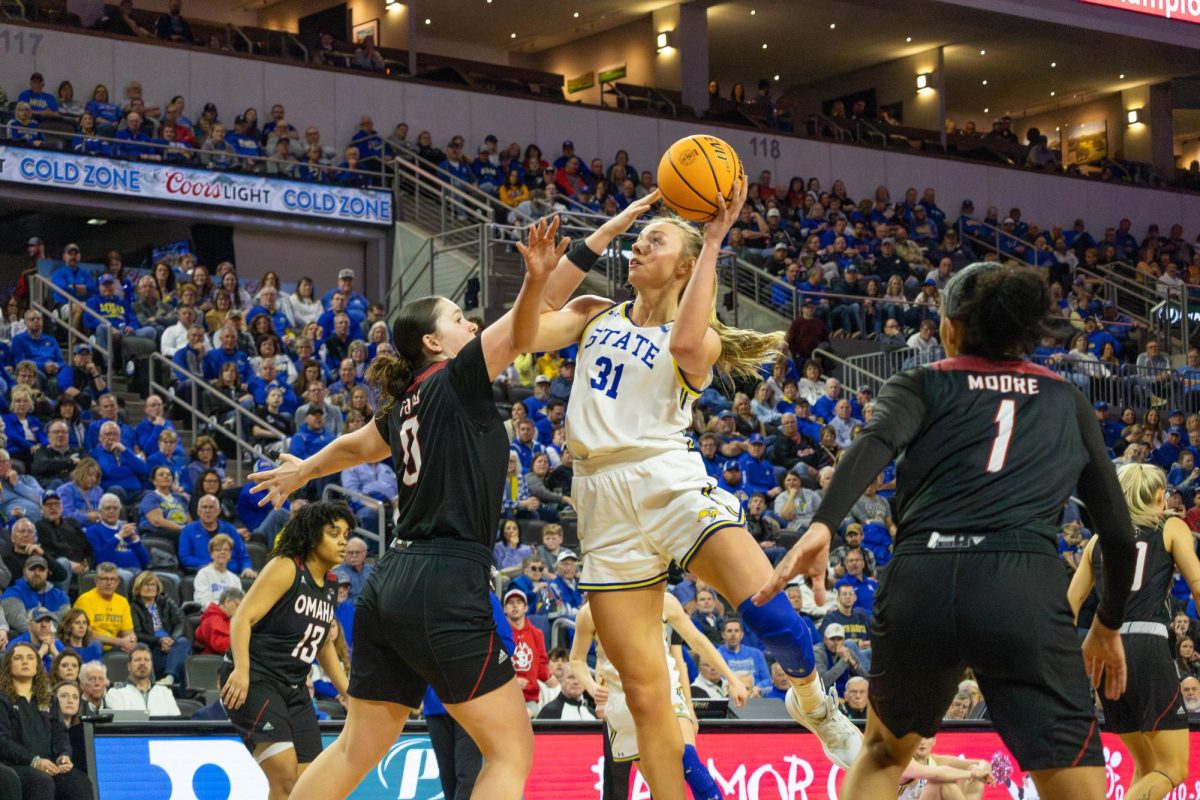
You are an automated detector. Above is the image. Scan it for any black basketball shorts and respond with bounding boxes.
[1101,631,1188,734]
[348,538,514,708]
[868,549,1104,772]
[219,664,323,764]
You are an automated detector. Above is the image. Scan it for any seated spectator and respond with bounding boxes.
[5,102,45,148]
[36,493,90,584]
[154,0,193,43]
[18,72,60,121]
[228,116,262,172]
[331,537,372,605]
[84,394,135,453]
[503,589,547,712]
[1,555,70,632]
[0,450,44,521]
[85,495,149,583]
[0,643,92,800]
[690,588,725,645]
[114,112,153,160]
[813,623,870,699]
[202,326,252,385]
[493,519,533,577]
[56,344,107,413]
[535,671,595,720]
[763,662,791,701]
[821,585,872,651]
[5,511,70,585]
[841,676,869,720]
[56,609,101,664]
[32,423,84,488]
[59,459,102,528]
[8,607,64,672]
[129,572,188,686]
[133,396,179,459]
[90,421,148,504]
[144,431,187,489]
[160,307,199,359]
[103,644,180,716]
[49,650,82,687]
[183,437,227,496]
[11,310,62,379]
[79,661,108,716]
[247,359,298,415]
[834,548,877,617]
[194,587,242,655]
[830,524,878,577]
[717,618,770,695]
[690,653,729,699]
[524,453,570,521]
[192,534,242,609]
[137,466,189,541]
[72,563,136,653]
[178,495,255,577]
[201,124,239,170]
[546,550,581,620]
[290,408,335,495]
[245,287,289,340]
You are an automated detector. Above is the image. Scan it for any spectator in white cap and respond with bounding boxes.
[813,622,869,700]
[322,269,368,322]
[523,374,552,420]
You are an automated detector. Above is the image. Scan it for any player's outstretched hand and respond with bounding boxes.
[704,177,747,244]
[751,521,832,606]
[515,216,570,282]
[248,454,306,509]
[601,188,660,235]
[1081,618,1127,701]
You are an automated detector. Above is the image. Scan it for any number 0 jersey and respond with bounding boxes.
[233,557,338,687]
[567,301,704,468]
[373,336,509,547]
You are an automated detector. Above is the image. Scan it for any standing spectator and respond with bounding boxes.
[717,618,771,695]
[192,534,242,609]
[154,0,193,42]
[129,572,189,687]
[194,587,242,655]
[72,563,135,653]
[84,495,149,582]
[504,588,548,713]
[0,643,92,800]
[103,645,180,715]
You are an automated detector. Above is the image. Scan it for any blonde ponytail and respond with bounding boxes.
[1117,462,1166,529]
[648,214,784,381]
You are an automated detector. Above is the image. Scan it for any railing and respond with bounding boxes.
[812,348,887,395]
[1032,357,1197,413]
[955,217,1039,261]
[391,152,496,229]
[29,274,114,392]
[148,353,287,484]
[321,484,386,557]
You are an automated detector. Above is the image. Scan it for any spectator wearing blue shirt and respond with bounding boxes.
[133,396,181,458]
[813,623,869,699]
[1151,426,1186,471]
[245,286,290,339]
[178,495,255,576]
[811,380,843,424]
[320,271,370,322]
[6,101,46,149]
[17,73,59,120]
[10,310,63,379]
[716,618,771,694]
[471,147,502,194]
[438,142,474,191]
[697,434,723,481]
[738,434,780,499]
[716,460,750,509]
[50,244,94,325]
[114,111,154,159]
[509,419,544,473]
[290,407,335,497]
[341,461,396,533]
[137,466,190,541]
[3,387,47,467]
[202,327,252,385]
[247,360,299,415]
[228,115,262,167]
[90,421,149,503]
[1,557,71,625]
[0,450,45,521]
[318,292,364,341]
[1081,317,1120,358]
[349,116,384,173]
[85,494,151,582]
[835,549,878,617]
[87,274,156,365]
[331,537,373,605]
[769,261,802,312]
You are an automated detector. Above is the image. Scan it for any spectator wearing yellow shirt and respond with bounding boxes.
[72,562,136,653]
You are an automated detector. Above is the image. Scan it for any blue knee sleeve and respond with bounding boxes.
[737,595,815,678]
[681,745,720,800]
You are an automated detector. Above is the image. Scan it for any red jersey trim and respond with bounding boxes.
[930,356,1063,382]
[406,360,450,393]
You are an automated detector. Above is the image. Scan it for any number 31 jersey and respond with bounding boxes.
[567,301,703,466]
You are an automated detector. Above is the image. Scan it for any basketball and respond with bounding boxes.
[656,135,744,222]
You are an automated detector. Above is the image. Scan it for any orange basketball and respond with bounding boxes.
[656,135,744,222]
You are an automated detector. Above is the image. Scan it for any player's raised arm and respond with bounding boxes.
[248,421,391,509]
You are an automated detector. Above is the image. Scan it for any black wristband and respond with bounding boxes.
[566,241,602,272]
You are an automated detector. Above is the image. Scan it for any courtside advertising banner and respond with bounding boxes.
[0,146,392,226]
[92,727,1200,799]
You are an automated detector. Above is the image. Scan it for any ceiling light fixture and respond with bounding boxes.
[979,49,986,55]
[983,107,989,113]
[510,32,517,38]
[1119,73,1126,79]
[773,74,780,81]
[906,36,912,42]
[1050,91,1056,96]
[829,23,836,29]
[424,17,430,24]
[916,72,931,92]
[981,79,988,85]
[1050,61,1056,67]
[86,218,107,226]
[762,42,768,49]
[573,11,578,17]
[750,8,755,14]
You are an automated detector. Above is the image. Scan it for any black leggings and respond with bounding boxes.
[8,765,93,800]
[426,714,482,800]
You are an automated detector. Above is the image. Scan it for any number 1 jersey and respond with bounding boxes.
[567,302,703,466]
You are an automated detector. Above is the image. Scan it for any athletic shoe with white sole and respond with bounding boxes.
[785,685,863,771]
